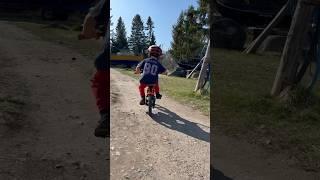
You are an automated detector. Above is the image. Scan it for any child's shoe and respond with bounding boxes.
[156,93,162,99]
[139,96,146,105]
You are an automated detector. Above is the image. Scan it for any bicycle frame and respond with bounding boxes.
[146,84,156,115]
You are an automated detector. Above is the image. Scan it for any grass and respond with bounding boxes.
[212,48,320,170]
[13,21,103,59]
[13,21,104,77]
[117,68,210,115]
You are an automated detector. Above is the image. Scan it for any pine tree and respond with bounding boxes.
[150,32,156,45]
[145,16,156,46]
[114,17,128,51]
[129,14,147,55]
[170,6,206,63]
[170,12,186,61]
[111,35,119,53]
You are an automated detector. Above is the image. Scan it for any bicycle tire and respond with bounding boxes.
[148,96,153,115]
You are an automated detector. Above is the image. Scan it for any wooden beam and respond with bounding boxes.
[244,2,289,54]
[302,0,320,6]
[271,0,315,96]
[195,40,211,92]
[187,58,203,79]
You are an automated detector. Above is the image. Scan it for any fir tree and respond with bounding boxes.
[129,14,147,55]
[145,16,156,46]
[114,17,128,51]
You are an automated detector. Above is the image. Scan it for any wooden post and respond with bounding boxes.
[195,40,211,92]
[244,2,290,54]
[187,58,204,79]
[271,0,315,96]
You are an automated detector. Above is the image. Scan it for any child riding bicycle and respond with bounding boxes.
[79,0,109,138]
[135,45,168,105]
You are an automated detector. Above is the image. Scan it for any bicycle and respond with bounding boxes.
[145,84,156,115]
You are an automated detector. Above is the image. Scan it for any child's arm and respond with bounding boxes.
[158,63,168,75]
[134,60,145,74]
[78,0,106,40]
[78,14,98,40]
[161,70,168,75]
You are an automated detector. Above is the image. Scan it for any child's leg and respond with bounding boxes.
[93,49,109,138]
[139,83,147,97]
[155,83,162,99]
[91,70,109,114]
[155,83,160,94]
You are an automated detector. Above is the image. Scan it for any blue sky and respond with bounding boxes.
[111,0,198,51]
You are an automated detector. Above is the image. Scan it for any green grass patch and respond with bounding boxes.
[212,48,320,170]
[117,68,210,115]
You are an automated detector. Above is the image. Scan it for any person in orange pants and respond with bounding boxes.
[79,0,109,138]
[135,45,167,105]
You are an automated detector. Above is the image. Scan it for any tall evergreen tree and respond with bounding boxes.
[170,12,185,61]
[114,17,128,51]
[129,14,147,55]
[145,16,156,46]
[150,32,156,46]
[170,5,206,63]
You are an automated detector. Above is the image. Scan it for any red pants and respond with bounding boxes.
[139,83,159,97]
[91,70,109,112]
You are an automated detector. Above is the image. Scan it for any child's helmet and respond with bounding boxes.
[148,45,162,58]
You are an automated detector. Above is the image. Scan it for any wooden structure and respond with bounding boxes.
[244,2,290,54]
[110,55,143,67]
[271,0,319,96]
[194,40,211,93]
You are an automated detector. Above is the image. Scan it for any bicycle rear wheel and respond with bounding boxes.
[148,96,153,115]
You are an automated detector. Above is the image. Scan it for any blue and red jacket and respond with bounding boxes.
[137,57,166,84]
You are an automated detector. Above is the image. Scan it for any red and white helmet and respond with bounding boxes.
[148,45,162,58]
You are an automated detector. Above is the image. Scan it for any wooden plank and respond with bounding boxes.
[195,40,211,92]
[302,0,320,6]
[186,58,203,79]
[244,2,289,54]
[271,0,315,96]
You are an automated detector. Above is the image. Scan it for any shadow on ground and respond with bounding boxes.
[150,105,209,142]
[212,168,233,180]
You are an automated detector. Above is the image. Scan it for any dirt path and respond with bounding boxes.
[0,21,107,180]
[110,69,210,179]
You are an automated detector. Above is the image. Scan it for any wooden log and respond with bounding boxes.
[271,0,315,96]
[187,58,203,79]
[244,2,289,54]
[303,0,320,6]
[195,40,211,92]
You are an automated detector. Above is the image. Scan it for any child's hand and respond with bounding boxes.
[162,71,168,75]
